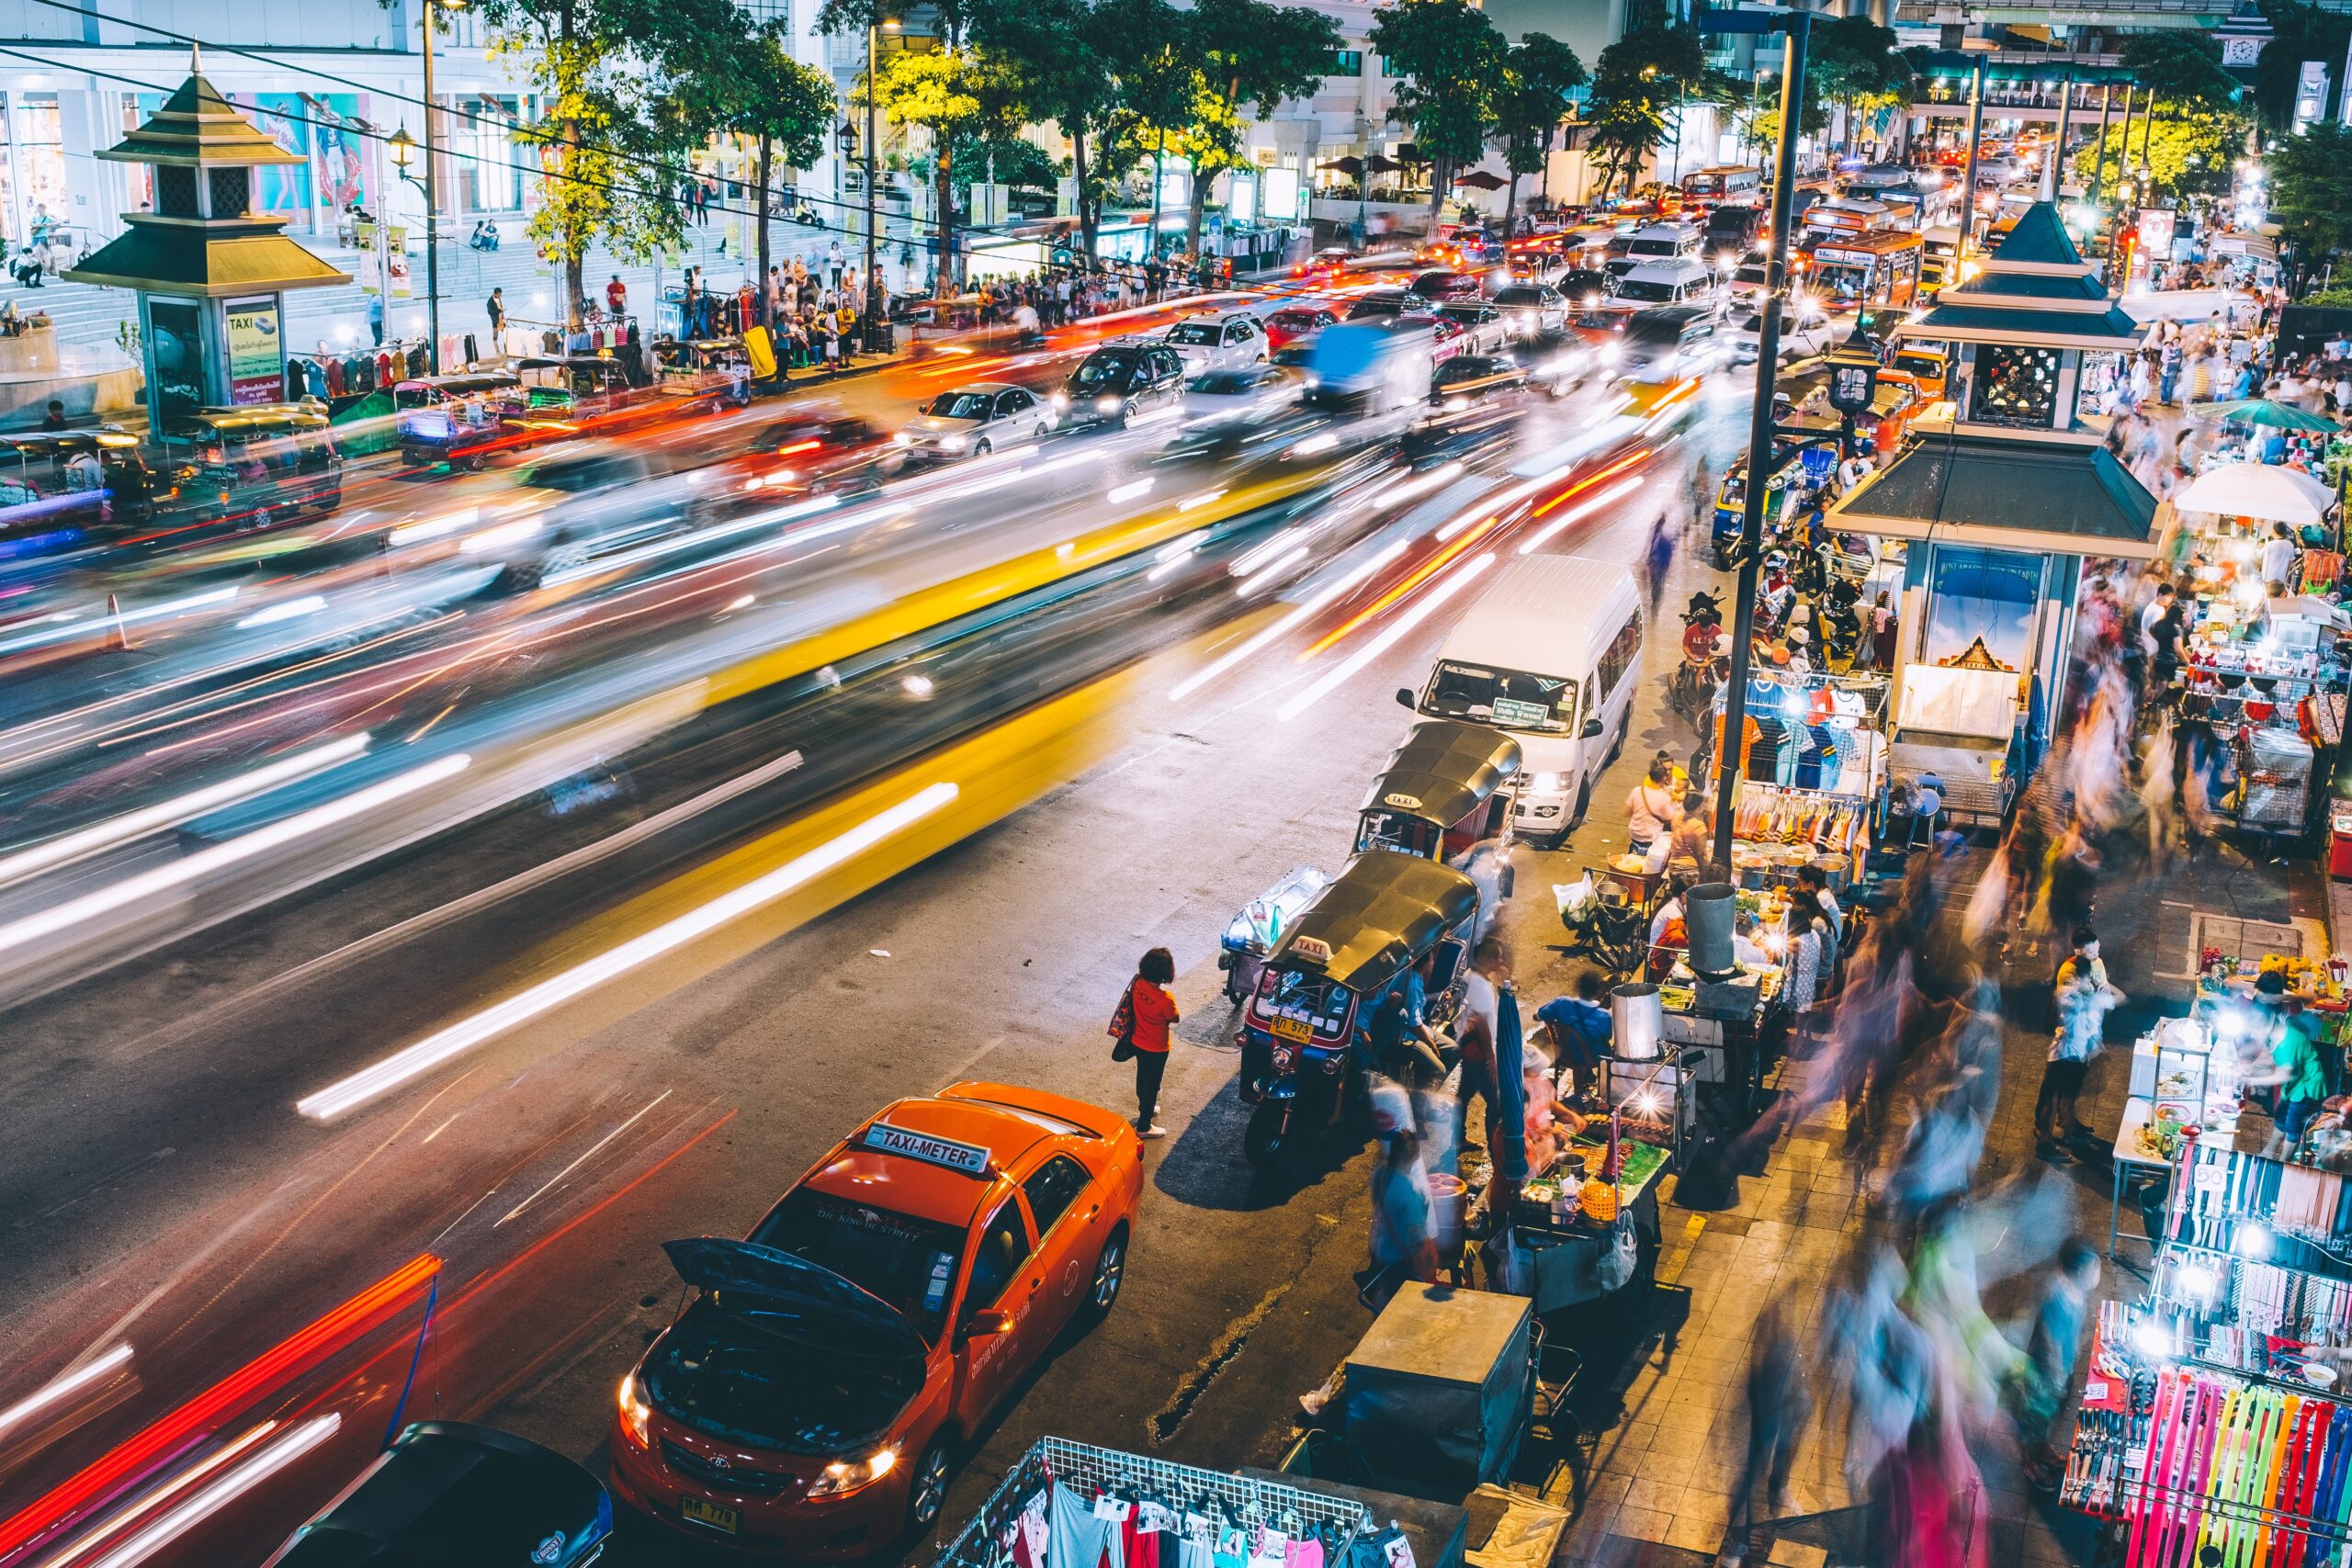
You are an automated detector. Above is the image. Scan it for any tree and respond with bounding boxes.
[2253,0,2352,130]
[1370,0,1506,221]
[2067,110,2241,208]
[1172,0,1340,256]
[467,0,749,308]
[969,0,1153,264]
[1581,17,1710,198]
[1807,15,1909,156]
[823,0,982,291]
[698,25,834,301]
[2271,124,2352,285]
[1491,34,1587,224]
[2118,32,2239,113]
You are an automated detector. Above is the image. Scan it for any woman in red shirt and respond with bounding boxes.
[1125,948,1180,1139]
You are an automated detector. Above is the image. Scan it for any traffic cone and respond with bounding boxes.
[107,592,134,652]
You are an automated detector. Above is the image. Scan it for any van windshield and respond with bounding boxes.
[1614,278,1680,303]
[1422,660,1575,731]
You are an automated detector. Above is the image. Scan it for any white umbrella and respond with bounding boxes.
[2173,462,2337,526]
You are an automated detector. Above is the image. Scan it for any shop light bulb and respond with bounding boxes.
[2233,1222,2273,1261]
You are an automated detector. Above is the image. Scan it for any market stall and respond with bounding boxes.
[1713,669,1891,880]
[1463,1111,1670,1314]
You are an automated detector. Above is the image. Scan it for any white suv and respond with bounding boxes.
[1164,312,1269,376]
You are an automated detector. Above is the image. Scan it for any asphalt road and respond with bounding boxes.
[0,346,1759,1568]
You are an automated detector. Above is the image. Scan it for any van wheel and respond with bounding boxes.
[1570,780,1590,827]
[1607,722,1625,766]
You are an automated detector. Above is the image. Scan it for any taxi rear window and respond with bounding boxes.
[752,1190,965,1337]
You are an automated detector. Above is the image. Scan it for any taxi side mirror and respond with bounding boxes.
[962,1308,1016,1339]
[1396,688,1416,710]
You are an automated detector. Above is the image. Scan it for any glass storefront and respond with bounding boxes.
[6,93,66,245]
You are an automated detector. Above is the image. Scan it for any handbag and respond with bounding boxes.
[1108,982,1137,1062]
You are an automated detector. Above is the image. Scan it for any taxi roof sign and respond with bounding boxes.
[1289,936,1335,965]
[862,1121,992,1177]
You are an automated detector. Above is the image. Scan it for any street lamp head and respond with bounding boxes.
[388,123,417,174]
[882,16,901,28]
[837,119,859,158]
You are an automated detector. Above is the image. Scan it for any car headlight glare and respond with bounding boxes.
[809,1447,900,1498]
[1095,395,1120,412]
[1530,772,1565,795]
[891,431,914,446]
[1599,343,1621,364]
[618,1371,652,1448]
[1050,391,1069,409]
[941,434,968,452]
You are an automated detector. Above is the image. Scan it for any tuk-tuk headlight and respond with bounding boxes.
[809,1447,899,1498]
[618,1371,652,1448]
[1271,1043,1297,1075]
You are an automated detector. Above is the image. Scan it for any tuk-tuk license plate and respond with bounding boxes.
[684,1498,740,1534]
[1270,1015,1314,1044]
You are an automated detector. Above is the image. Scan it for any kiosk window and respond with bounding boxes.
[964,1200,1033,1314]
[1022,1156,1091,1235]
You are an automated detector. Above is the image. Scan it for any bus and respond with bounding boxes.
[1681,165,1762,203]
[1803,230,1926,312]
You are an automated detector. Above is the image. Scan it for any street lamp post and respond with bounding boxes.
[417,0,458,371]
[865,17,897,354]
[1704,5,1811,874]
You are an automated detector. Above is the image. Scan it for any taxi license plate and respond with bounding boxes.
[683,1497,740,1534]
[1270,1015,1313,1044]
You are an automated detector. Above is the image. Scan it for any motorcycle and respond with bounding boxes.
[1668,592,1726,724]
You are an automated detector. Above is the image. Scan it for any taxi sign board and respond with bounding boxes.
[863,1122,991,1176]
[1383,792,1424,810]
[1289,936,1335,964]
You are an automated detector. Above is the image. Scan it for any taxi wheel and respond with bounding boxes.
[1087,1228,1128,1317]
[907,1438,954,1530]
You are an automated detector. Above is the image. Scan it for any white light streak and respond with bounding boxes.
[1169,539,1408,702]
[1517,477,1645,556]
[1274,552,1496,722]
[233,595,326,630]
[0,1343,133,1442]
[82,1415,340,1568]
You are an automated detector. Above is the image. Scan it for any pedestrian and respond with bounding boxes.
[1870,590,1897,671]
[827,239,843,289]
[1727,1301,1812,1558]
[1644,510,1674,613]
[1110,946,1180,1138]
[1449,938,1508,1155]
[2036,925,2121,1162]
[1623,760,1678,857]
[367,290,384,347]
[485,286,505,344]
[1366,1121,1438,1311]
[605,274,627,319]
[2260,520,2300,592]
[40,397,66,432]
[2006,1237,2101,1490]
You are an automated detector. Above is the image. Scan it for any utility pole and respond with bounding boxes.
[1955,57,1985,280]
[2049,65,2075,203]
[865,18,894,352]
[420,0,447,372]
[2089,80,2115,203]
[1708,6,1811,874]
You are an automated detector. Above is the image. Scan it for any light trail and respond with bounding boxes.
[1168,539,1409,702]
[1275,552,1496,722]
[296,781,961,1121]
[1305,515,1499,658]
[0,752,469,962]
[0,588,239,659]
[1516,476,1646,555]
[0,1344,132,1445]
[79,1416,340,1568]
[0,734,370,891]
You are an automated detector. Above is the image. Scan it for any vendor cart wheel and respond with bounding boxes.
[1243,1100,1290,1166]
[907,1438,954,1529]
[1087,1228,1128,1316]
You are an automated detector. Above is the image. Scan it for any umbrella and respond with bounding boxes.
[2188,397,2339,433]
[2173,461,2337,525]
[1363,154,1405,174]
[1317,155,1365,176]
[1453,170,1508,191]
[1492,987,1529,1183]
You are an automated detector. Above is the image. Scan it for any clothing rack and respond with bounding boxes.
[930,1438,1370,1568]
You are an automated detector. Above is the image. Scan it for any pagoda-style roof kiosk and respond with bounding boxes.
[64,51,349,434]
[1826,201,2161,823]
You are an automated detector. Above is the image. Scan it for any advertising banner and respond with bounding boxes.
[226,298,285,405]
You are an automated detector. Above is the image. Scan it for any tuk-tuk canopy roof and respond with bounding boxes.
[395,372,519,395]
[0,428,142,457]
[516,355,623,374]
[1357,719,1523,830]
[1274,853,1480,995]
[175,402,331,434]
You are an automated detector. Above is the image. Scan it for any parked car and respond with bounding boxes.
[1263,305,1340,349]
[895,382,1053,460]
[265,1423,611,1568]
[1053,342,1188,428]
[1164,311,1269,375]
[1489,284,1567,341]
[1434,300,1510,355]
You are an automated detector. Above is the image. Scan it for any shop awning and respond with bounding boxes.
[2211,234,2279,262]
[1831,431,2161,558]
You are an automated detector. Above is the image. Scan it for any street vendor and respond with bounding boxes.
[1520,1037,1592,1177]
[1535,969,1613,1099]
[2243,970,2331,1156]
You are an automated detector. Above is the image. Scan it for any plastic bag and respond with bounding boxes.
[1594,1218,1637,1293]
[1487,1226,1530,1295]
[1554,875,1598,931]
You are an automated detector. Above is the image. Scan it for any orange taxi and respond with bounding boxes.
[610,1082,1144,1556]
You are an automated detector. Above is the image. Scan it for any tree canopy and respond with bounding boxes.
[1580,16,1711,197]
[2271,123,2352,275]
[2118,31,2239,111]
[1492,34,1587,220]
[1370,0,1507,218]
[2252,0,2351,129]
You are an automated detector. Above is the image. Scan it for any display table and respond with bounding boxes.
[2109,1096,2176,1258]
[1471,1138,1668,1312]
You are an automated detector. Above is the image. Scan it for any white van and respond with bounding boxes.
[1401,554,1644,843]
[1624,222,1703,264]
[1611,257,1716,309]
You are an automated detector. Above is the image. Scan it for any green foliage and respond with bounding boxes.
[2253,0,2352,129]
[1171,0,1340,246]
[2271,124,2352,265]
[1493,33,1588,181]
[2118,31,2239,111]
[467,0,750,299]
[1371,0,1507,210]
[2303,282,2352,308]
[1808,16,1909,107]
[948,130,1060,193]
[1581,18,1710,197]
[2065,109,2243,206]
[702,26,836,175]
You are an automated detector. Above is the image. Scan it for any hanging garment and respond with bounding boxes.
[1051,1483,1123,1568]
[1012,1492,1050,1568]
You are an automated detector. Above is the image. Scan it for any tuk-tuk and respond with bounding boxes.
[1238,853,1482,1165]
[166,402,344,530]
[394,371,521,468]
[654,337,752,408]
[0,429,155,552]
[1711,451,1804,565]
[1356,719,1521,866]
[500,355,639,434]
